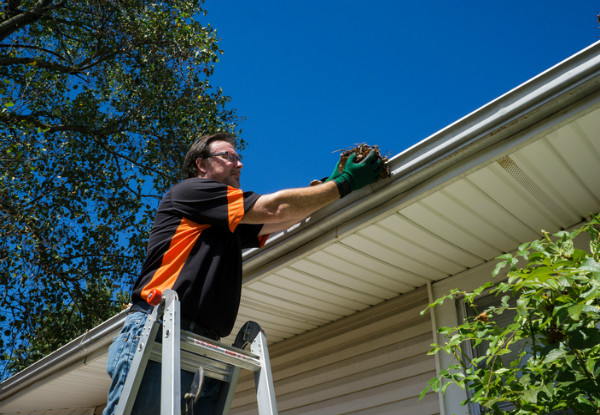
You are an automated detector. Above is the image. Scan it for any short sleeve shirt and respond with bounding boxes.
[131,178,268,337]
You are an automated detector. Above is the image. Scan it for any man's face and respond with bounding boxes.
[196,140,243,188]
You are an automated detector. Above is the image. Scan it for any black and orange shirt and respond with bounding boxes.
[131,178,268,337]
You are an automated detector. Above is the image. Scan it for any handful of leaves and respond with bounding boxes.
[311,143,390,186]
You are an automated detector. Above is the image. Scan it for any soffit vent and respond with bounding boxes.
[497,155,568,220]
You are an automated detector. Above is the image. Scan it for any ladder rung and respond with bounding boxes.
[150,342,232,372]
[148,347,235,382]
[179,331,262,372]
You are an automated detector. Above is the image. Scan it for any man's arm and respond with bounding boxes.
[242,150,384,235]
[241,181,339,234]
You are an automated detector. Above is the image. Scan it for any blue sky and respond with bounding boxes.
[204,1,599,195]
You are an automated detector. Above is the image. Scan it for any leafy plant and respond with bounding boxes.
[421,214,600,414]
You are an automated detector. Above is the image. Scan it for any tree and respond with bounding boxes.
[0,0,243,379]
[421,214,600,414]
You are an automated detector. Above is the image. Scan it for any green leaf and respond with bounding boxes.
[492,260,508,278]
[567,304,584,321]
[517,296,529,317]
[517,241,531,257]
[576,394,593,407]
[427,345,442,355]
[428,378,440,392]
[560,238,575,257]
[441,379,455,394]
[536,264,559,278]
[437,326,453,335]
[580,257,600,273]
[421,377,440,398]
[542,348,567,364]
[569,327,600,349]
[523,387,539,404]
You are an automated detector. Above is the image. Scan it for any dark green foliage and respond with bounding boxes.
[0,0,242,378]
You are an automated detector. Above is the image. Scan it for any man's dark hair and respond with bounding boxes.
[183,132,237,179]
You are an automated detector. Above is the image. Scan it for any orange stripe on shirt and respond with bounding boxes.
[257,234,270,248]
[226,187,245,233]
[140,218,209,301]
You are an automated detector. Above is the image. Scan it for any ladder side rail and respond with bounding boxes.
[160,290,182,415]
[251,331,278,415]
[220,366,242,415]
[114,306,162,415]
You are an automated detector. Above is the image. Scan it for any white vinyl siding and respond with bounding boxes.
[231,287,439,415]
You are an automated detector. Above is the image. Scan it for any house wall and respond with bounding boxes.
[230,286,439,415]
[430,261,497,415]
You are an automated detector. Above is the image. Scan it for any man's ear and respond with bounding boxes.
[195,158,209,176]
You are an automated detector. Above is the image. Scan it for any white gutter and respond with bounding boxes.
[242,39,600,280]
[0,310,127,403]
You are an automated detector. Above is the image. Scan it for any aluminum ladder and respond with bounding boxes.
[114,289,278,415]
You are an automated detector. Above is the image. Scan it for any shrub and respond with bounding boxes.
[421,214,600,414]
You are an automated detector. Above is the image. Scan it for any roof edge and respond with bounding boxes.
[0,310,126,402]
[242,39,600,278]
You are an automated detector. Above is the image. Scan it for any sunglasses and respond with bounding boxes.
[206,151,241,163]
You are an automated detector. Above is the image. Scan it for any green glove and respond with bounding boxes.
[333,151,383,197]
[323,159,342,182]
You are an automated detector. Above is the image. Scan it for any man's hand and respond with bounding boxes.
[332,151,383,197]
[323,159,342,183]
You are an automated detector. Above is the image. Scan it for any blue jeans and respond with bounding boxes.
[103,311,225,415]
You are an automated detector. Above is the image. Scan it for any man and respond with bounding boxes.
[103,132,383,414]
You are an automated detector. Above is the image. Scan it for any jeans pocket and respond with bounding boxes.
[106,313,145,378]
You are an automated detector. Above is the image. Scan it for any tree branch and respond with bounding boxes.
[0,47,124,74]
[0,42,69,63]
[0,111,174,183]
[0,0,65,41]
